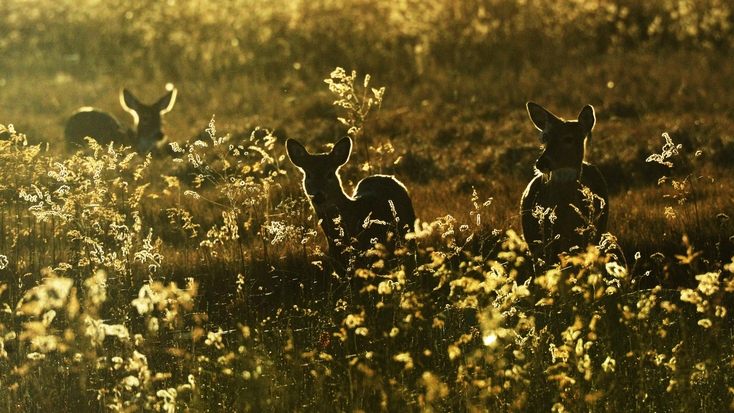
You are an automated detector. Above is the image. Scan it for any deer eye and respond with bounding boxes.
[539,131,547,144]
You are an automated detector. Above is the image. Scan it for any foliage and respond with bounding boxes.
[0,1,734,411]
[2,0,732,83]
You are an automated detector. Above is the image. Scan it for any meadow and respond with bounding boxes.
[1,0,734,411]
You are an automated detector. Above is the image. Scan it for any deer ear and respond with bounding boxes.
[526,102,547,131]
[330,137,352,166]
[156,88,177,115]
[577,105,596,135]
[119,89,141,125]
[285,139,309,168]
[527,102,556,143]
[120,89,142,114]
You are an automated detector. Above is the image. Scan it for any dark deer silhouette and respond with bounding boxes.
[521,102,609,270]
[286,137,416,262]
[65,87,177,153]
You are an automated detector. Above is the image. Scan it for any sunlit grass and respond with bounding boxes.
[0,0,734,411]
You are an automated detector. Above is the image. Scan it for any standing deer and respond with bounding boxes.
[286,137,416,262]
[520,102,609,270]
[65,87,177,153]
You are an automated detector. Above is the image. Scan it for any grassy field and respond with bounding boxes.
[1,0,734,411]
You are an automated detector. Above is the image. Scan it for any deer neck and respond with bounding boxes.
[548,167,581,184]
[542,168,583,204]
[314,189,356,232]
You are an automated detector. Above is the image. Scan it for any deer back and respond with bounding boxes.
[65,108,132,150]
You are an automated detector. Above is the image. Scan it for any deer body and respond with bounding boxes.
[65,87,177,153]
[286,137,416,260]
[520,102,609,268]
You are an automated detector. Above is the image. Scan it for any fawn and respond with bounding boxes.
[65,87,177,153]
[286,137,416,262]
[520,102,609,270]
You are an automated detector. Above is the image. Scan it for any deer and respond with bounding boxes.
[65,87,177,153]
[520,102,609,271]
[286,137,416,264]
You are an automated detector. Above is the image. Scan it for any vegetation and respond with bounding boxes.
[1,0,733,411]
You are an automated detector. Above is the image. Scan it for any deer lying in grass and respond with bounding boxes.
[521,102,609,270]
[65,87,177,153]
[286,137,416,263]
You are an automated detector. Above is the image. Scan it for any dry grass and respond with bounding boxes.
[1,1,734,411]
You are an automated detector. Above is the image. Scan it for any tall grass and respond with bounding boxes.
[1,0,734,411]
[3,0,731,83]
[3,66,734,410]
